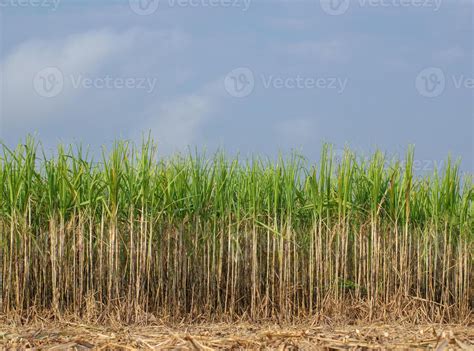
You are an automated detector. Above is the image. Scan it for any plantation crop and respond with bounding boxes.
[0,137,472,323]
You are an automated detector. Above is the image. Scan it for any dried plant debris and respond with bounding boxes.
[1,322,473,350]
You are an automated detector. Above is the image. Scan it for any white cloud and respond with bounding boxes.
[265,17,311,31]
[285,40,348,63]
[434,47,465,63]
[274,118,316,146]
[1,29,136,126]
[152,95,213,153]
[137,79,224,154]
[0,28,189,128]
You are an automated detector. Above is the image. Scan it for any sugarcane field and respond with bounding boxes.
[0,0,473,350]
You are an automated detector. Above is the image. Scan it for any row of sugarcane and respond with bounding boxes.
[0,137,472,322]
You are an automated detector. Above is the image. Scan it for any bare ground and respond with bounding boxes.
[0,320,473,350]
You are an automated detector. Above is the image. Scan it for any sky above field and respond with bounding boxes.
[0,0,472,171]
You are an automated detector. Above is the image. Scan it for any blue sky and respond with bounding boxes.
[0,0,472,171]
